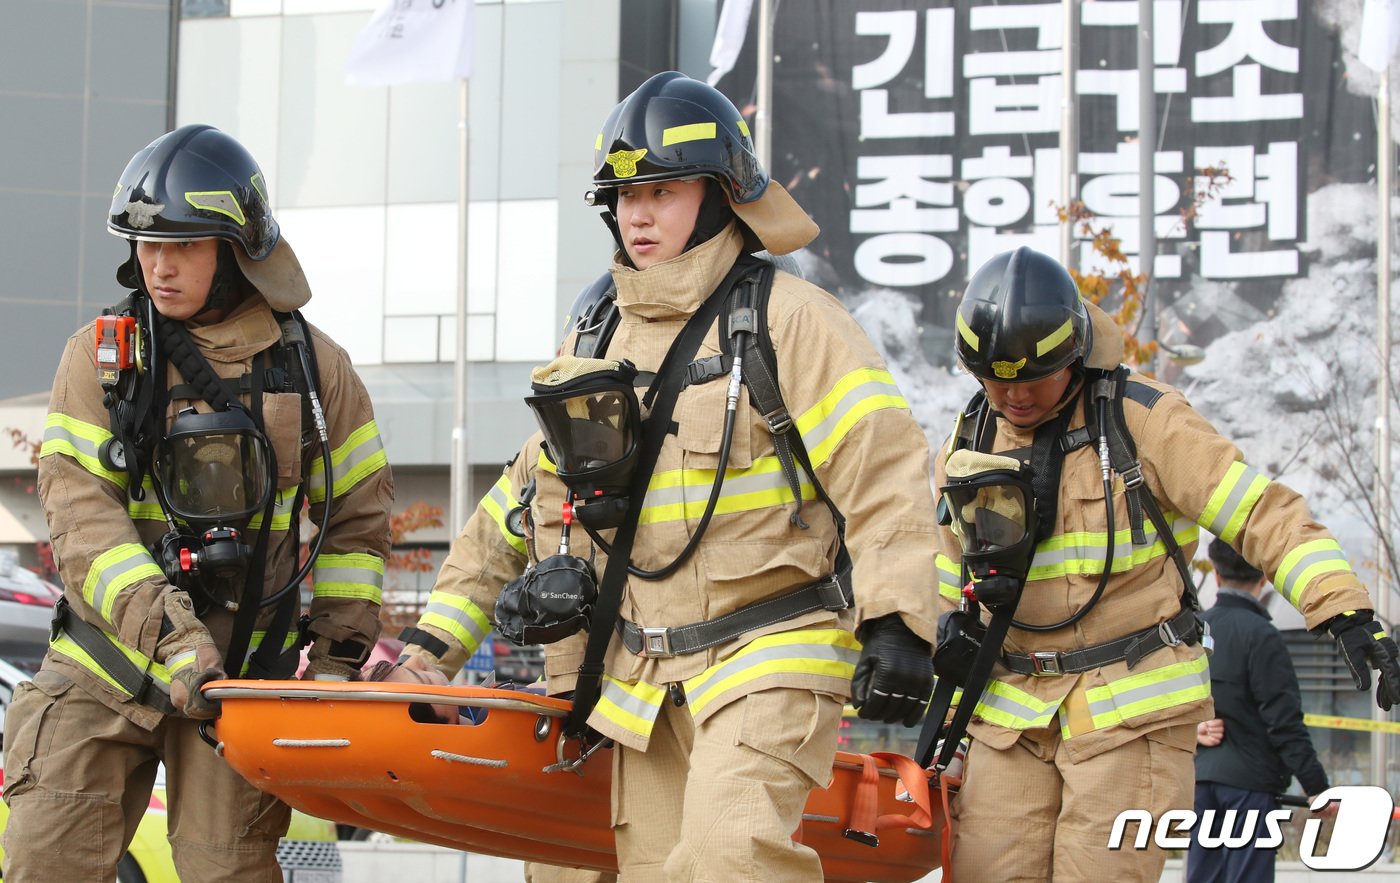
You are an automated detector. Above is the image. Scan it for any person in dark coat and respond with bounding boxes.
[1187,538,1334,883]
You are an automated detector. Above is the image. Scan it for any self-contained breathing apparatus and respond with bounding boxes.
[915,370,1210,771]
[491,258,855,741]
[88,294,337,678]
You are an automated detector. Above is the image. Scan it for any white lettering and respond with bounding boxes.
[1153,809,1197,849]
[853,234,953,287]
[1107,809,1154,850]
[1300,785,1393,871]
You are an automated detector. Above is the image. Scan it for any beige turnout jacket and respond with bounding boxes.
[39,293,392,728]
[411,224,942,750]
[934,302,1373,762]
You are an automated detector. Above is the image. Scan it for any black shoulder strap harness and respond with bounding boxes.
[83,295,322,692]
[562,259,854,739]
[916,366,1203,770]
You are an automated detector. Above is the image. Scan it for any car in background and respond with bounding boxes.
[0,552,60,673]
[0,659,343,882]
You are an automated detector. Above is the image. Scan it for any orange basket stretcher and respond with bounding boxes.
[206,680,946,882]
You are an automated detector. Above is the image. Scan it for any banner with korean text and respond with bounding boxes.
[753,0,1378,339]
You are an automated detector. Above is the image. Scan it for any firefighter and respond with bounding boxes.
[395,71,940,880]
[1,125,392,882]
[935,247,1400,881]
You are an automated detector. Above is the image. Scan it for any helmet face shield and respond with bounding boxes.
[155,407,273,525]
[526,357,642,527]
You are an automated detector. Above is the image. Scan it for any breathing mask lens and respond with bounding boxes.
[941,450,1037,582]
[155,407,273,525]
[526,356,642,529]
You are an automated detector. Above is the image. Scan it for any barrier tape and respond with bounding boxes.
[1303,713,1400,735]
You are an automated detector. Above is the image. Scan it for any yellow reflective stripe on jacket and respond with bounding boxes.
[480,473,527,556]
[937,553,963,602]
[1026,513,1197,581]
[1198,461,1270,544]
[638,455,817,526]
[233,627,302,676]
[796,368,909,469]
[1082,655,1211,730]
[126,476,164,522]
[1276,539,1354,608]
[312,552,385,604]
[82,544,162,623]
[595,675,668,742]
[164,647,197,675]
[41,413,127,487]
[248,487,300,532]
[308,420,387,504]
[418,590,491,655]
[682,628,860,717]
[50,632,173,695]
[972,679,1060,730]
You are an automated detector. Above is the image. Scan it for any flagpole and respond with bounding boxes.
[755,0,773,170]
[1138,0,1156,357]
[1374,54,1393,795]
[1059,0,1077,269]
[450,77,473,537]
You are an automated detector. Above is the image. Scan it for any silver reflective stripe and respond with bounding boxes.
[799,377,903,457]
[599,678,664,723]
[1202,463,1268,542]
[683,639,859,707]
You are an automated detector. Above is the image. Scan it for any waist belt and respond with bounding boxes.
[51,597,177,715]
[1001,607,1202,676]
[617,575,851,659]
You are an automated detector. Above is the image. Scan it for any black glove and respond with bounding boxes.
[1326,610,1400,711]
[851,615,934,727]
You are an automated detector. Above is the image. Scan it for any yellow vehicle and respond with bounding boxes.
[0,659,342,883]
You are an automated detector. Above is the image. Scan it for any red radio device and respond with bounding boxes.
[95,315,137,387]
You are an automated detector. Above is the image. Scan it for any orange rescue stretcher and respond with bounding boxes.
[205,680,952,882]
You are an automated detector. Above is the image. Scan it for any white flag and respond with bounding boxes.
[707,0,755,87]
[1359,0,1400,71]
[344,0,474,86]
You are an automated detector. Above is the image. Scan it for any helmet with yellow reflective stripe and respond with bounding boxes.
[955,247,1091,383]
[591,71,766,203]
[108,125,311,312]
[108,124,278,259]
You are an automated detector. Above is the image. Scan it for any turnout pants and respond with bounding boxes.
[523,864,618,882]
[1,667,290,882]
[612,686,842,882]
[951,723,1195,883]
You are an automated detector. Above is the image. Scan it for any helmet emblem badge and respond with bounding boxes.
[605,148,648,178]
[123,199,164,230]
[992,358,1026,379]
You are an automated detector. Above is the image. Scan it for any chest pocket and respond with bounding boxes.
[671,341,754,472]
[260,392,305,490]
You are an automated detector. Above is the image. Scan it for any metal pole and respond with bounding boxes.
[1374,58,1393,796]
[1059,0,1078,269]
[755,0,773,171]
[1138,0,1156,352]
[450,79,473,536]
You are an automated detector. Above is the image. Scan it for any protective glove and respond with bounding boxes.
[303,636,371,681]
[851,614,934,727]
[1325,610,1400,711]
[156,591,225,719]
[302,656,360,681]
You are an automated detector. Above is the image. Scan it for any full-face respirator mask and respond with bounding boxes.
[496,357,643,644]
[151,406,274,614]
[933,450,1037,686]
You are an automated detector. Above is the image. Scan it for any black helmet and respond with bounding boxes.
[955,247,1091,383]
[591,71,766,204]
[108,125,279,260]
